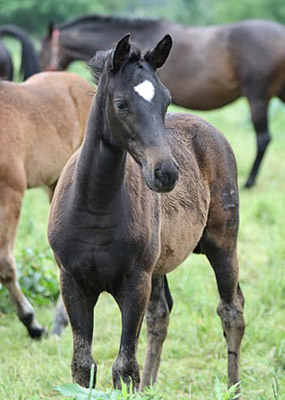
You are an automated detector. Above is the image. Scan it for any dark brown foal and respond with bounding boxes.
[48,35,245,394]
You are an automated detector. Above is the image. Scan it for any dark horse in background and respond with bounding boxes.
[40,15,285,188]
[0,25,39,80]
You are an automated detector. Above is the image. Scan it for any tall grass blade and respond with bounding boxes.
[88,364,95,400]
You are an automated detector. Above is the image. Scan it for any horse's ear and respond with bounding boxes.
[48,22,55,39]
[144,34,172,69]
[112,34,131,69]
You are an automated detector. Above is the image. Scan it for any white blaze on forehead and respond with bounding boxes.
[134,80,155,102]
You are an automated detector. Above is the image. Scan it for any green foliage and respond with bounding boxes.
[56,381,161,400]
[0,246,59,311]
[17,247,59,303]
[0,0,284,36]
[55,366,161,400]
[0,0,129,36]
[214,377,240,400]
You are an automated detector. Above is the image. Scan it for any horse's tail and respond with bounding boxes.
[0,25,39,80]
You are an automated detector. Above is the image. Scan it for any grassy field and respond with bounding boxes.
[0,47,284,399]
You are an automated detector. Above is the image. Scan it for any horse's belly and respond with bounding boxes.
[154,210,207,275]
[171,77,241,110]
[160,52,241,110]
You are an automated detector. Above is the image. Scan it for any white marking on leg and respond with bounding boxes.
[134,80,155,102]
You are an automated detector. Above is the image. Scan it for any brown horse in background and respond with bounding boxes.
[48,34,245,394]
[0,71,93,338]
[0,25,39,80]
[40,16,285,188]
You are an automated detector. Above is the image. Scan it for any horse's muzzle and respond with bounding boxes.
[152,159,179,193]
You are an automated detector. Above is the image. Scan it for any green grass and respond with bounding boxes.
[0,51,284,399]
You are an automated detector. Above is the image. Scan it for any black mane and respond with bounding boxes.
[59,14,161,31]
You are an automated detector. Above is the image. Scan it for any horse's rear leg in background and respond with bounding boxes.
[244,93,270,188]
[200,186,245,394]
[51,293,69,336]
[140,275,173,390]
[0,185,45,338]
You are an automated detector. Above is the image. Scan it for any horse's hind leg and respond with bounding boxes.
[244,93,270,188]
[140,275,173,390]
[0,185,45,338]
[200,188,245,391]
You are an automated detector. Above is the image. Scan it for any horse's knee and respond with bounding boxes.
[217,300,245,343]
[0,253,16,285]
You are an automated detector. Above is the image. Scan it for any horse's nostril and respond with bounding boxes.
[154,166,163,180]
[154,161,179,189]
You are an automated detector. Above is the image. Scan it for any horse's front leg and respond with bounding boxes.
[113,268,152,390]
[60,267,99,387]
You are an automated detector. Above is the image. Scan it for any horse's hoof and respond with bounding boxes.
[243,181,254,189]
[112,359,140,390]
[27,325,46,339]
[72,362,97,388]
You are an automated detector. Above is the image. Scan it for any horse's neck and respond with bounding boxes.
[75,100,127,212]
[62,20,165,54]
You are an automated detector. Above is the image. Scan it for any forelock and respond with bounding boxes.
[89,49,113,84]
[89,45,141,84]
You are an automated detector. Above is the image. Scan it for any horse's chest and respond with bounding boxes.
[60,235,138,293]
[54,211,153,293]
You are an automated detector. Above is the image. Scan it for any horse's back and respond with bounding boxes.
[161,19,285,107]
[0,72,93,188]
[227,20,285,88]
[165,112,237,183]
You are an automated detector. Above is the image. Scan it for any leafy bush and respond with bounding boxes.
[0,246,59,310]
[17,247,59,303]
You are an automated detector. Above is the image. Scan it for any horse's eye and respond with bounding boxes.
[115,101,126,111]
